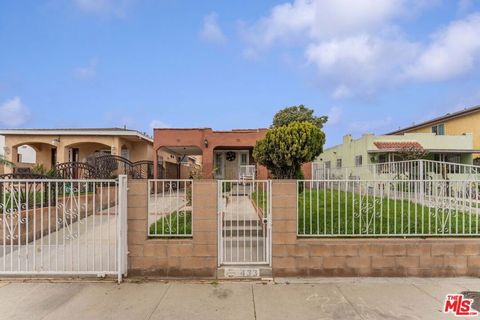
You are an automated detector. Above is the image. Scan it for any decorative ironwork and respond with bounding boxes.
[0,173,48,180]
[54,162,98,179]
[0,154,154,181]
[87,153,154,179]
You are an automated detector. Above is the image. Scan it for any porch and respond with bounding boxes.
[213,149,256,180]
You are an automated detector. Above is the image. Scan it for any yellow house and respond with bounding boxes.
[388,105,480,164]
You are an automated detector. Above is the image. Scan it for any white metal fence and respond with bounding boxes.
[148,179,193,237]
[0,176,128,282]
[218,180,271,265]
[297,179,480,237]
[313,160,480,181]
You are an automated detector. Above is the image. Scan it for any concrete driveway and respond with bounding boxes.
[0,277,479,320]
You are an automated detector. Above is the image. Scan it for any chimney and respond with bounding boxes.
[343,134,352,144]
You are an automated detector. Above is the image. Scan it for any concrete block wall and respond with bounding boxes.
[126,179,480,278]
[127,180,217,277]
[271,180,480,277]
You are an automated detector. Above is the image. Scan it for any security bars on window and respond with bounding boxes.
[297,179,480,237]
[148,180,193,237]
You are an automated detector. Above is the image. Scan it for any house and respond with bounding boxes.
[314,132,477,180]
[0,135,35,174]
[153,127,314,179]
[0,128,164,176]
[388,105,480,164]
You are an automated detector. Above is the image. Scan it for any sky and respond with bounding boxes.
[1,0,480,147]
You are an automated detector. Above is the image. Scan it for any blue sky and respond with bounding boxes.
[1,0,480,147]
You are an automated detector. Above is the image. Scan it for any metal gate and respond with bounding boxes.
[218,180,271,265]
[0,175,128,282]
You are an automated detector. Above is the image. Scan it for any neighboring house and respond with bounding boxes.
[153,128,313,180]
[314,132,477,180]
[0,135,35,174]
[388,104,480,164]
[0,128,160,174]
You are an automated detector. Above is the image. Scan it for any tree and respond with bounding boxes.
[253,121,325,179]
[272,105,328,129]
[394,145,429,161]
[0,154,14,168]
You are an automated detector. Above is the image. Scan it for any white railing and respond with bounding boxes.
[297,179,480,237]
[0,177,128,282]
[218,180,271,265]
[148,179,193,237]
[239,165,256,180]
[313,160,480,181]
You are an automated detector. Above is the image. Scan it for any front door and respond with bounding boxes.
[218,180,271,265]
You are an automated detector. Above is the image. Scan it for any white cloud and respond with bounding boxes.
[407,13,480,81]
[74,58,98,79]
[241,0,407,52]
[0,97,31,127]
[150,119,170,129]
[200,12,227,44]
[241,0,480,96]
[325,106,342,126]
[332,85,351,99]
[74,0,131,16]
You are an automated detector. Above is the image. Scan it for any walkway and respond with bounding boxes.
[0,209,118,273]
[0,277,477,319]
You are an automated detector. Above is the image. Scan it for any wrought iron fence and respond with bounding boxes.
[313,160,480,181]
[297,179,480,237]
[0,177,128,281]
[147,179,193,237]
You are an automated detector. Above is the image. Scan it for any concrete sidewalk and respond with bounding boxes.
[0,277,479,320]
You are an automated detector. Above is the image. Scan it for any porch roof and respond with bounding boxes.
[0,128,153,142]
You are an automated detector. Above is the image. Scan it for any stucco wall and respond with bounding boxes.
[316,132,475,174]
[400,111,480,155]
[153,128,313,179]
[1,134,153,174]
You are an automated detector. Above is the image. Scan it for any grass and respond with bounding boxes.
[251,191,268,216]
[1,191,52,210]
[298,189,479,236]
[149,210,192,236]
[0,188,95,211]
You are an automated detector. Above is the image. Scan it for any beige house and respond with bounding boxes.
[314,132,478,180]
[0,128,156,174]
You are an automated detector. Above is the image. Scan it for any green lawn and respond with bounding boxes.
[251,191,268,216]
[0,191,53,210]
[149,210,192,236]
[298,189,479,236]
[0,187,95,211]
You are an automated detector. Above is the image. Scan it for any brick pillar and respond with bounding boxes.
[126,180,149,273]
[271,180,299,276]
[190,180,218,276]
[127,179,218,278]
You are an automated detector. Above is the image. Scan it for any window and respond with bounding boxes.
[355,155,363,167]
[432,123,445,135]
[240,153,248,165]
[325,161,331,169]
[336,159,342,168]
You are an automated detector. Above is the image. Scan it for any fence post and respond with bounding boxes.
[117,175,128,283]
